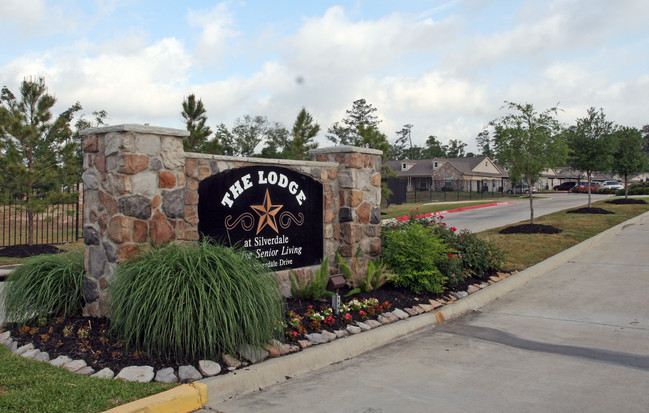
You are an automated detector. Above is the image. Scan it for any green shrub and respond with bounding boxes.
[289,257,333,300]
[1,251,85,325]
[450,230,504,279]
[109,242,285,361]
[381,222,448,293]
[616,182,649,196]
[336,250,389,296]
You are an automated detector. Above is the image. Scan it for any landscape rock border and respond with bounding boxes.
[0,274,509,384]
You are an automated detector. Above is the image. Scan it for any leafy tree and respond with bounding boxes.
[211,123,233,155]
[476,129,494,158]
[444,139,467,158]
[289,107,320,160]
[489,101,565,224]
[181,94,213,153]
[611,126,648,198]
[0,77,82,245]
[327,98,381,146]
[642,124,649,153]
[391,124,413,159]
[259,122,291,159]
[231,115,269,157]
[422,135,447,158]
[565,107,617,208]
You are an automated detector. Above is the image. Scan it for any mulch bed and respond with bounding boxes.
[2,276,493,374]
[566,207,614,214]
[605,199,647,205]
[499,224,562,234]
[0,244,62,258]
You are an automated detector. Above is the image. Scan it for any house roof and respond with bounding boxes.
[386,157,507,178]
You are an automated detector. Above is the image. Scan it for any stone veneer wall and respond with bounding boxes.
[80,124,382,316]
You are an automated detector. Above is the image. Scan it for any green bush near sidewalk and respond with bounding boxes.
[109,241,286,361]
[1,250,85,324]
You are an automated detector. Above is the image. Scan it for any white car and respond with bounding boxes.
[599,180,623,189]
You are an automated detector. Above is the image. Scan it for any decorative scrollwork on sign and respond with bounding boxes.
[225,212,255,232]
[279,211,304,229]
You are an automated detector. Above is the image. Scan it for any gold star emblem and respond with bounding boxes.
[250,189,283,234]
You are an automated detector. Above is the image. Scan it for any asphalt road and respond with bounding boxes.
[210,206,649,413]
[440,192,613,233]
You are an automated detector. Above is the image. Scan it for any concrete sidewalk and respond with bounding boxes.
[203,211,649,412]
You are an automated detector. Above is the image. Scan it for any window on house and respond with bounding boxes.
[434,161,438,168]
[401,163,406,170]
[444,177,452,187]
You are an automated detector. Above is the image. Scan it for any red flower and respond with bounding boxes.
[442,222,446,226]
[448,253,454,258]
[450,227,457,232]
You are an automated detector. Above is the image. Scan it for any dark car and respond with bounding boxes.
[553,182,577,191]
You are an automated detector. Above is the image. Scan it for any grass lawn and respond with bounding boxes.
[479,198,649,271]
[2,197,647,411]
[0,345,175,413]
[382,199,510,220]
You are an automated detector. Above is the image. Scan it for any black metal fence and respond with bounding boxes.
[387,177,520,205]
[0,197,82,247]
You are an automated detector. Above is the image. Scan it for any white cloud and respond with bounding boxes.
[0,0,78,35]
[186,3,239,67]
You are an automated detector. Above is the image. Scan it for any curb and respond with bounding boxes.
[393,201,516,222]
[103,383,208,413]
[201,209,649,406]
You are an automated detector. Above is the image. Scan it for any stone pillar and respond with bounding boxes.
[309,146,383,265]
[80,125,188,316]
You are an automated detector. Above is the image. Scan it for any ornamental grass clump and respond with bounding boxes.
[1,251,85,325]
[109,242,285,361]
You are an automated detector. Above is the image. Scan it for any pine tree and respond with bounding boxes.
[0,77,82,245]
[181,94,213,152]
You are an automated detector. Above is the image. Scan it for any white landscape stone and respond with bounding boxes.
[356,322,371,332]
[90,368,115,379]
[366,320,382,329]
[321,330,337,342]
[63,359,87,372]
[76,366,96,376]
[305,333,329,344]
[13,343,34,356]
[116,366,155,383]
[154,367,178,383]
[178,365,203,382]
[50,355,73,367]
[0,331,11,344]
[21,349,40,359]
[346,325,361,334]
[392,308,409,320]
[238,344,269,364]
[33,351,50,362]
[198,360,221,377]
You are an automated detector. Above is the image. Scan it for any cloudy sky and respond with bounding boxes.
[1,0,647,153]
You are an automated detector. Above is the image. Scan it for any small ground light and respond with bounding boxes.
[328,274,346,314]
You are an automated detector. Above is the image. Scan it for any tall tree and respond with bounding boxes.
[0,77,82,245]
[490,101,565,224]
[327,98,382,146]
[422,135,446,158]
[444,139,467,158]
[565,107,617,208]
[231,115,269,157]
[181,94,213,153]
[476,129,494,158]
[611,126,648,198]
[392,124,415,160]
[289,107,320,160]
[259,122,291,159]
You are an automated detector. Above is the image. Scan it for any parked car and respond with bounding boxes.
[599,180,623,190]
[553,182,577,191]
[506,184,537,194]
[574,182,599,193]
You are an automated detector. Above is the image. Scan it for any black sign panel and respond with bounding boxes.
[198,166,323,270]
